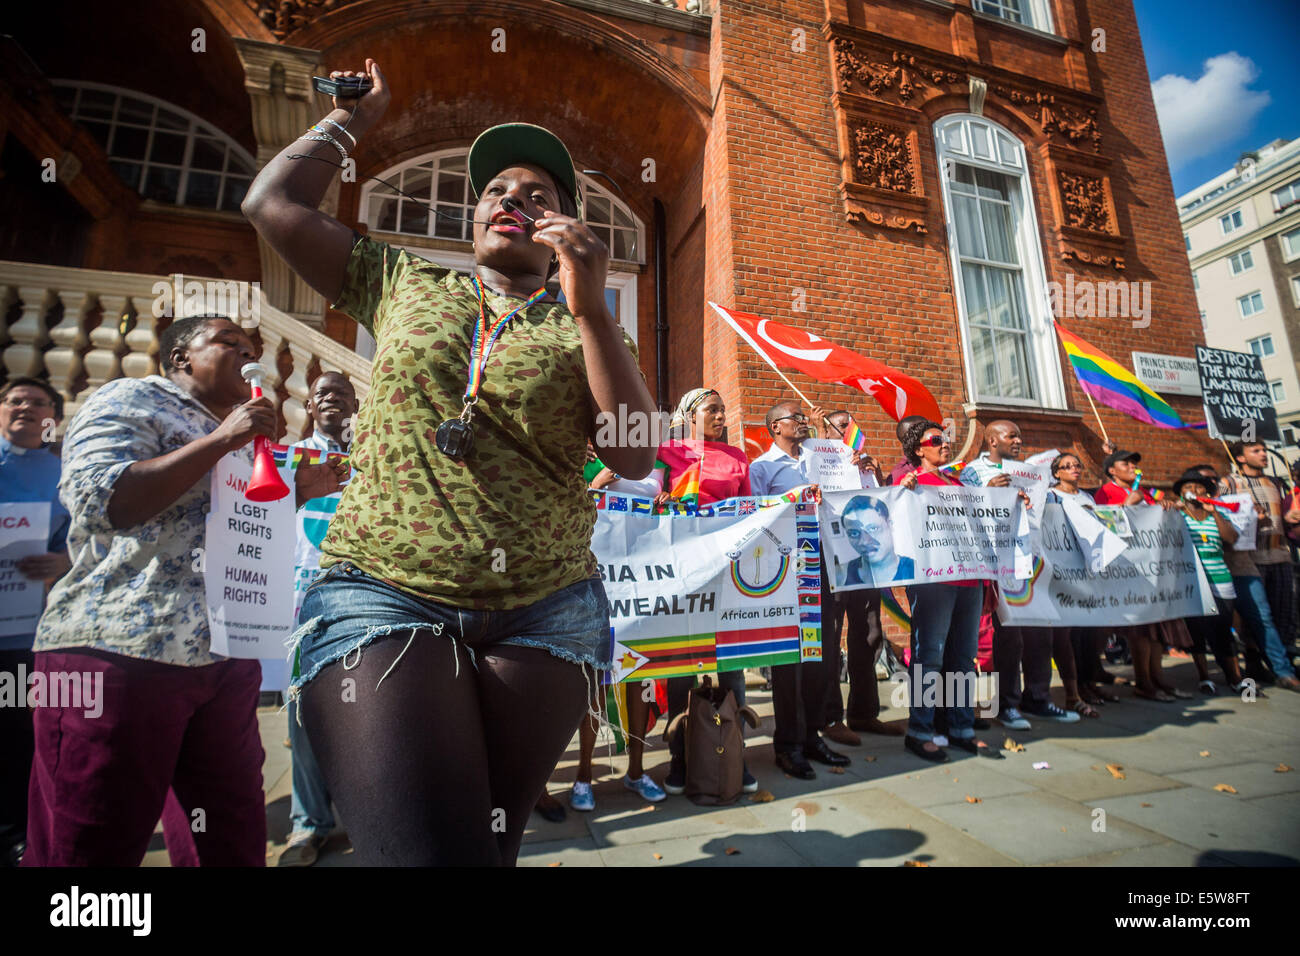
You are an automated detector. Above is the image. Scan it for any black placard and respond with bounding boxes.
[1195,345,1281,443]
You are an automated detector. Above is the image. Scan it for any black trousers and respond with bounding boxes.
[0,649,35,852]
[822,587,884,726]
[772,568,832,754]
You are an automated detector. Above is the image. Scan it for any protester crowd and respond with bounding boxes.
[2,84,1298,865]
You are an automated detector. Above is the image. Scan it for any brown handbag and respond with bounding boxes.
[664,676,760,806]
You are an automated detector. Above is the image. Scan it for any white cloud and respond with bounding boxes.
[1151,52,1271,170]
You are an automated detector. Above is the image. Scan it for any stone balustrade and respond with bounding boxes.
[0,260,370,443]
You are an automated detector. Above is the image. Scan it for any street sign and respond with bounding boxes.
[1130,351,1202,396]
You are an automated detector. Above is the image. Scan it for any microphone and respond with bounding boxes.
[500,196,539,223]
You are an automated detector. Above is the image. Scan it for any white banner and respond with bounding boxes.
[820,485,1030,593]
[0,502,51,637]
[1000,459,1053,533]
[1217,493,1257,552]
[590,492,815,681]
[204,454,296,658]
[998,503,1217,626]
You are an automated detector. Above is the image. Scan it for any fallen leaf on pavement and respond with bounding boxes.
[863,756,877,763]
[548,862,562,867]
[750,790,775,803]
[1213,784,1237,794]
[904,860,929,867]
[1276,764,1293,773]
[652,853,663,860]
[1140,802,1152,808]
[724,847,741,856]
[965,795,981,804]
[829,766,845,774]
[1003,737,1025,752]
[1105,763,1126,780]
[1199,750,1211,757]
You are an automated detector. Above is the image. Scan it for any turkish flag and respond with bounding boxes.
[710,302,942,423]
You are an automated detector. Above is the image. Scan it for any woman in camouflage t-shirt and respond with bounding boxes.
[243,60,659,865]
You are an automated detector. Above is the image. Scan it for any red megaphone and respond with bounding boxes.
[241,362,291,502]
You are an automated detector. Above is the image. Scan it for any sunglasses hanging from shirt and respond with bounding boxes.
[435,277,549,460]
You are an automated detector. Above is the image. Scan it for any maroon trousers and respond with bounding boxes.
[23,649,266,867]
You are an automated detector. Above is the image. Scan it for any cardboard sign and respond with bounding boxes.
[1196,345,1280,443]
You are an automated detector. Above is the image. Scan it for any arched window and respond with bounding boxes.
[934,114,1064,408]
[53,81,256,212]
[361,148,644,265]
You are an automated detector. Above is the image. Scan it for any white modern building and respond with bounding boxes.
[1180,137,1300,459]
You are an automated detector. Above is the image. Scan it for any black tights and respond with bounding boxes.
[301,630,591,865]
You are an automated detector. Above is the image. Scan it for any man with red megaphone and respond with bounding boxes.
[23,314,347,867]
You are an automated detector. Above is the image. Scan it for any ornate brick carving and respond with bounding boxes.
[832,39,961,102]
[1060,247,1125,271]
[1058,170,1111,233]
[994,85,1101,152]
[843,196,927,233]
[246,0,356,41]
[850,122,916,193]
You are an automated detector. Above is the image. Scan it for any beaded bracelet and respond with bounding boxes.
[302,131,347,161]
[318,117,357,149]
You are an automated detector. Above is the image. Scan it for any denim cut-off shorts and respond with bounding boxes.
[288,562,614,696]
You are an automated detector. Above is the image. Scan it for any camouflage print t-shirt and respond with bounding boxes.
[326,236,636,610]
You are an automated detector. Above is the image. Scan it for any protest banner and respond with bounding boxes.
[1195,345,1280,443]
[999,459,1052,532]
[801,437,876,491]
[998,503,1216,626]
[820,485,1030,593]
[1216,493,1257,551]
[204,453,296,658]
[0,502,50,637]
[590,490,819,682]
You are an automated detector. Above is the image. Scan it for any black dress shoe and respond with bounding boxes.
[804,739,850,767]
[904,736,948,763]
[972,717,991,730]
[775,750,817,779]
[948,736,1004,759]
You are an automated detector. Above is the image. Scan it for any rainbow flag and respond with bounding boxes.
[1055,323,1201,430]
[841,421,867,453]
[670,462,701,507]
[880,588,911,633]
[939,460,966,477]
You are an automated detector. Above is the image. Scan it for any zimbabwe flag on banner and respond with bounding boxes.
[591,489,820,682]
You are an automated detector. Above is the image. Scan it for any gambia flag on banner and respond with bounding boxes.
[593,490,821,681]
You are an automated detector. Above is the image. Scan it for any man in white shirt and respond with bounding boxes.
[749,400,850,779]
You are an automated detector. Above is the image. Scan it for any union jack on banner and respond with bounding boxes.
[738,500,757,515]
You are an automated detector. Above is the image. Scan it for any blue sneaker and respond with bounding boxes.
[742,766,758,793]
[570,781,595,812]
[998,708,1031,731]
[623,774,666,803]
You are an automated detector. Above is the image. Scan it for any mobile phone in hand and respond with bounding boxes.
[312,75,373,98]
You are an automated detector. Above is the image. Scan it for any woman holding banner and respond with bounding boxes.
[896,421,1005,762]
[23,315,345,866]
[1045,454,1104,717]
[243,60,658,865]
[656,387,757,794]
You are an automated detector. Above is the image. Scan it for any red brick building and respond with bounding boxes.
[2,0,1217,480]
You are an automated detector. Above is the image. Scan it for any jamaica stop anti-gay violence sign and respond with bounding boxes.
[590,491,820,682]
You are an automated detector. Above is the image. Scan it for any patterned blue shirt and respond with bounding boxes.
[34,376,252,666]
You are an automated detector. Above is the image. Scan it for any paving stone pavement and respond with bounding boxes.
[141,658,1300,867]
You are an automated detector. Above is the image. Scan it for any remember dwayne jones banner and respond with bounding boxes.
[1196,345,1280,443]
[819,485,1031,593]
[997,503,1217,627]
[204,453,297,658]
[589,490,820,683]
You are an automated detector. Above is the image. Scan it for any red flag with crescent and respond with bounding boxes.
[709,302,942,423]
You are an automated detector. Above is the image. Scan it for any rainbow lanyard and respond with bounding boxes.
[463,277,548,408]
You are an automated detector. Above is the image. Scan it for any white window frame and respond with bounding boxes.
[359,147,645,266]
[1270,379,1286,403]
[1292,275,1300,308]
[1220,209,1244,235]
[53,80,256,212]
[1238,291,1265,318]
[1249,334,1275,357]
[1228,248,1255,275]
[934,114,1064,409]
[973,0,1054,33]
[1282,227,1300,263]
[1273,179,1300,212]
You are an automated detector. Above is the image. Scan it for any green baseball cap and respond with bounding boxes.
[467,123,581,217]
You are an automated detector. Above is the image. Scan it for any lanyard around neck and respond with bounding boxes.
[464,277,547,406]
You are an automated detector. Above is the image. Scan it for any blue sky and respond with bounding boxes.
[1136,0,1299,197]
